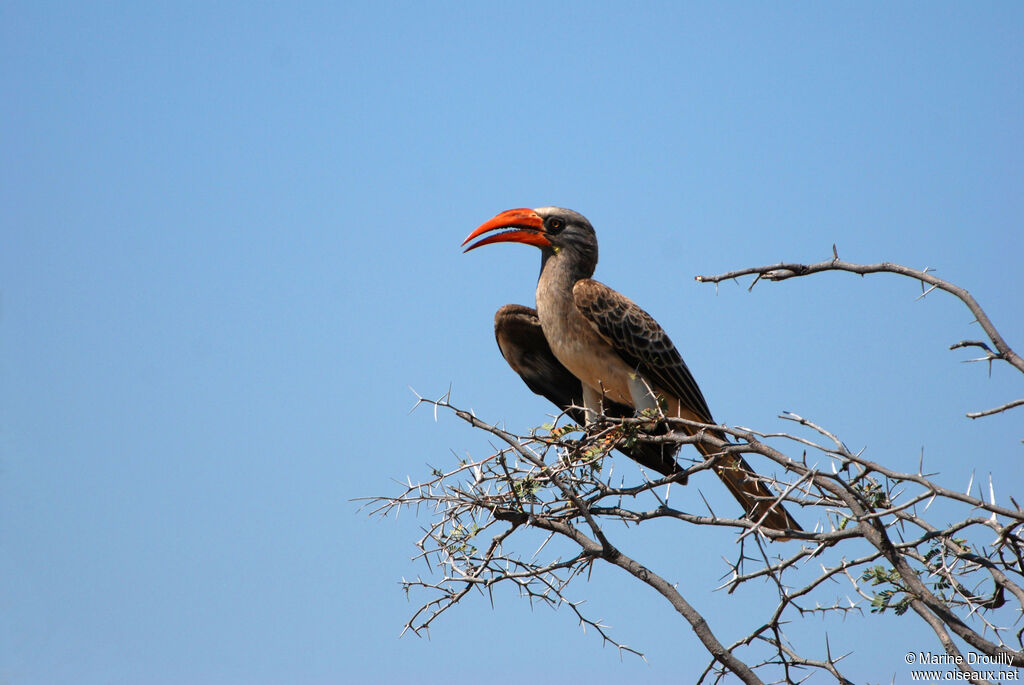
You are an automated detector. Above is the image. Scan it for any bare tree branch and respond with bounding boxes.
[695,257,1024,378]
[966,399,1024,420]
[365,260,1022,682]
[363,391,1024,680]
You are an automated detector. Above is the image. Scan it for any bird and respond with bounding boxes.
[463,206,801,534]
[491,303,686,477]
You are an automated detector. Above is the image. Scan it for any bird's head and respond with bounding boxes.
[462,206,598,274]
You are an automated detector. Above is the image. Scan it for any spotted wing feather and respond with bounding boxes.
[572,281,802,533]
[572,280,714,422]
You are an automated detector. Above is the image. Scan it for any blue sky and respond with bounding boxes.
[2,2,1022,683]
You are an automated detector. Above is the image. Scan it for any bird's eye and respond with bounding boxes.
[547,217,565,233]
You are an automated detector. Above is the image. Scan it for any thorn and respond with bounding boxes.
[408,386,425,414]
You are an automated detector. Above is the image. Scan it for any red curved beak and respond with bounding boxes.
[462,208,550,252]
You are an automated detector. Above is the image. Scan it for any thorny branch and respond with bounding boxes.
[365,394,1024,682]
[695,256,1023,419]
[364,260,1021,683]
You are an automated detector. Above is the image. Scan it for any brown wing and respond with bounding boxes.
[494,304,684,477]
[572,281,801,534]
[572,280,714,422]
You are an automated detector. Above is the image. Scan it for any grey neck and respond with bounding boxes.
[538,246,594,287]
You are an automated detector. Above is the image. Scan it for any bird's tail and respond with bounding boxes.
[695,437,802,535]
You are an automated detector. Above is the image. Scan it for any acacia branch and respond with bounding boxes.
[364,389,1024,681]
[966,398,1024,419]
[367,261,1022,680]
[695,257,1024,378]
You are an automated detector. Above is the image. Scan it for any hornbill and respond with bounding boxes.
[463,207,801,534]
